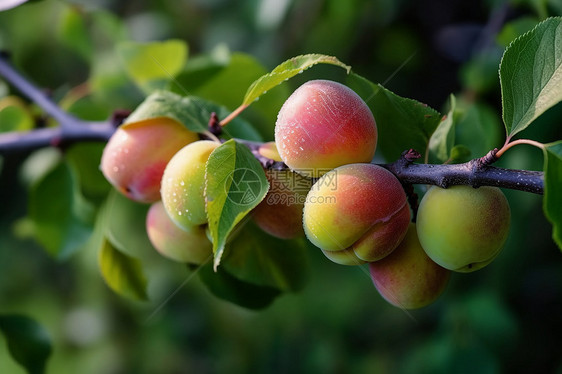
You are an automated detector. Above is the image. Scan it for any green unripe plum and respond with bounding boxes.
[275,80,377,178]
[303,163,410,265]
[369,223,450,309]
[160,140,220,230]
[252,169,312,239]
[416,185,511,272]
[146,201,212,264]
[101,117,198,203]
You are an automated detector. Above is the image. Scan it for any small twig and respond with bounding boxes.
[495,139,545,158]
[219,104,248,127]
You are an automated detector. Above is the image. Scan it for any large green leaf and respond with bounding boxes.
[500,17,562,138]
[98,237,148,301]
[543,141,562,250]
[117,39,188,94]
[198,263,281,310]
[205,139,269,269]
[428,95,456,163]
[124,91,262,140]
[175,52,290,140]
[0,314,52,374]
[347,73,442,161]
[221,221,308,292]
[242,54,351,106]
[28,161,92,259]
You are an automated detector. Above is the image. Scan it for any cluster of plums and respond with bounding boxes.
[100,79,511,310]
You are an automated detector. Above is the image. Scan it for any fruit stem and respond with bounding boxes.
[495,139,545,159]
[219,104,248,127]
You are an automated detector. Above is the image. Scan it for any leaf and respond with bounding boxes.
[175,52,290,140]
[101,190,153,259]
[450,145,472,163]
[65,142,111,207]
[98,237,148,301]
[242,54,351,106]
[198,263,281,309]
[0,96,34,132]
[124,91,262,140]
[454,101,503,159]
[205,139,269,269]
[28,161,92,259]
[117,40,188,93]
[221,221,308,292]
[57,6,93,60]
[347,73,442,161]
[500,17,562,138]
[543,141,562,250]
[0,314,52,374]
[428,95,456,163]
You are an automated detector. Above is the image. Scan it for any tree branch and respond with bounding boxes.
[0,52,544,194]
[0,52,117,154]
[381,150,543,194]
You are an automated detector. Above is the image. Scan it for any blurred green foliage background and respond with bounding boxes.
[1,0,562,373]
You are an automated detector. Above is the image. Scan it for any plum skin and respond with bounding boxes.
[416,185,511,272]
[252,169,312,239]
[275,80,377,178]
[146,201,212,264]
[160,140,220,230]
[369,223,451,309]
[100,117,198,203]
[303,163,410,265]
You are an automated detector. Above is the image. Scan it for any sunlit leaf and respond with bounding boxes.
[205,139,269,269]
[347,73,442,161]
[0,96,34,132]
[176,52,290,140]
[221,221,308,292]
[242,54,350,106]
[117,40,188,93]
[0,314,52,374]
[543,141,562,250]
[500,17,562,138]
[98,237,148,301]
[124,91,262,140]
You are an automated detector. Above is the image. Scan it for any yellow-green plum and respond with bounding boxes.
[252,169,312,239]
[275,80,377,178]
[369,223,450,309]
[303,163,410,265]
[416,185,511,272]
[160,140,220,230]
[101,117,198,203]
[146,201,212,264]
